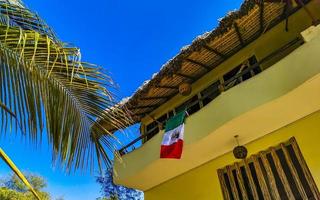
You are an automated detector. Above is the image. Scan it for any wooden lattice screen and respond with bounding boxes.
[217,137,320,200]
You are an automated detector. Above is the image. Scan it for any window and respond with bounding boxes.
[218,137,320,200]
[144,112,172,142]
[175,95,201,115]
[168,110,174,118]
[145,121,159,141]
[174,80,221,116]
[157,113,168,126]
[223,56,261,90]
[200,80,221,106]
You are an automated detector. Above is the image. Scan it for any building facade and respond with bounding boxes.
[111,0,320,199]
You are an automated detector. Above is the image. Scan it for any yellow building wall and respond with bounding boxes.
[145,110,320,200]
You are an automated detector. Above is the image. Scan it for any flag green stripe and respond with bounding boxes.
[165,110,186,131]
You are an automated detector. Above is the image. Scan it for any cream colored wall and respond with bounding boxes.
[145,110,320,200]
[141,1,320,126]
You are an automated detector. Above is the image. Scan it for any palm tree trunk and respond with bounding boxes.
[0,147,41,200]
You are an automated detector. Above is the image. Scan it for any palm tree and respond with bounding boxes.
[0,0,130,199]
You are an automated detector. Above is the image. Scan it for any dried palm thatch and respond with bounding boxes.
[0,0,131,173]
[112,0,313,128]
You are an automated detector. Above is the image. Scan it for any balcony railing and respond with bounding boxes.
[118,37,303,156]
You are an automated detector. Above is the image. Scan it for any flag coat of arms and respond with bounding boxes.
[160,111,186,159]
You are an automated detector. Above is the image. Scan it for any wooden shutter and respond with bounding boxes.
[218,137,320,200]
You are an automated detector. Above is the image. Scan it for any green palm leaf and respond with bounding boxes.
[0,1,131,173]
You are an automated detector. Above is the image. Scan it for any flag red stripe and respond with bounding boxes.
[160,139,183,159]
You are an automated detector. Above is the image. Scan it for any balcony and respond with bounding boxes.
[114,26,320,190]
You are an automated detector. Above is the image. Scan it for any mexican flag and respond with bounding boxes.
[160,111,186,159]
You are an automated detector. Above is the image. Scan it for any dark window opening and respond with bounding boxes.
[287,144,314,198]
[249,56,261,75]
[276,149,302,199]
[218,138,320,200]
[223,173,235,200]
[201,80,221,106]
[186,96,201,115]
[157,114,168,126]
[168,110,174,118]
[240,166,254,200]
[223,56,261,90]
[232,169,244,200]
[175,95,201,115]
[145,126,159,141]
[248,162,264,200]
[257,157,273,196]
[266,153,288,200]
[145,121,159,141]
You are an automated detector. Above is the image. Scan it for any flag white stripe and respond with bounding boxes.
[161,124,184,146]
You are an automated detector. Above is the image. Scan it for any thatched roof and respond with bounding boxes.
[109,0,306,131]
[1,0,23,7]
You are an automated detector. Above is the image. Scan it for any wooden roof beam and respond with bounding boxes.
[130,104,162,110]
[233,22,245,46]
[259,2,264,33]
[175,72,196,81]
[155,85,178,90]
[203,45,226,59]
[140,95,171,100]
[185,58,211,71]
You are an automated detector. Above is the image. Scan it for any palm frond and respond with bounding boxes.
[0,2,131,172]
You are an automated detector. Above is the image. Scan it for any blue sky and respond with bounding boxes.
[0,0,243,199]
